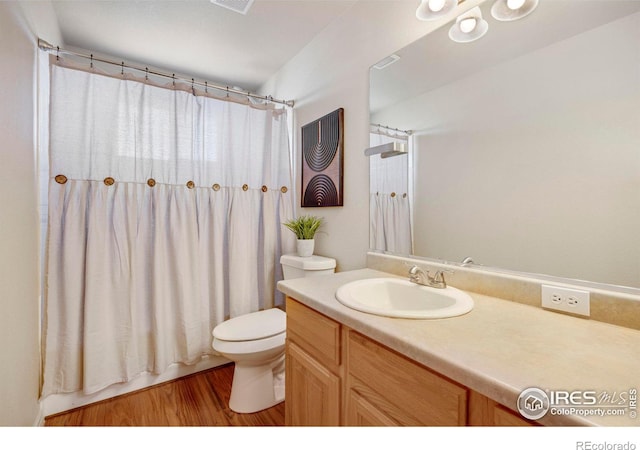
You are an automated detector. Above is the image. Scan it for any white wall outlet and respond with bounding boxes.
[541,284,590,317]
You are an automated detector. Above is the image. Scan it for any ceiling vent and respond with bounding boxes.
[210,0,255,15]
[373,54,400,70]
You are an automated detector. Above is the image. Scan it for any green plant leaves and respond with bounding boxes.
[283,215,324,240]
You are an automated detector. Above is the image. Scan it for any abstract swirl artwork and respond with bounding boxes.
[301,108,344,207]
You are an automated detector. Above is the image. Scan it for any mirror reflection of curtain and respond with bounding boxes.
[369,130,413,254]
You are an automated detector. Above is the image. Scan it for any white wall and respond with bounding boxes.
[0,1,62,426]
[373,12,640,287]
[261,0,484,271]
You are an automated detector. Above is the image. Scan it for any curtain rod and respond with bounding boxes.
[38,39,295,108]
[371,123,412,136]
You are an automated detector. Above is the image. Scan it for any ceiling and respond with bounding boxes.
[50,0,357,92]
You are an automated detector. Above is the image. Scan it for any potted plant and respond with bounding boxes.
[283,215,324,257]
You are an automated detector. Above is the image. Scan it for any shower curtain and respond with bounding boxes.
[42,63,295,396]
[369,131,413,255]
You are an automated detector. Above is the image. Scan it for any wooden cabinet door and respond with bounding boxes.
[493,406,537,426]
[345,389,399,426]
[468,390,538,426]
[286,341,340,426]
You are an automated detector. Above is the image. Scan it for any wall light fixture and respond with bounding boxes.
[448,6,489,43]
[416,0,539,43]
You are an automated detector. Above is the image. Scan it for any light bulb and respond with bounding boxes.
[507,0,526,10]
[459,17,477,33]
[428,0,446,12]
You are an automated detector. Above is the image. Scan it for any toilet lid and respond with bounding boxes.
[212,308,286,342]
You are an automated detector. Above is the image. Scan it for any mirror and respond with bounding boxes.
[369,0,640,290]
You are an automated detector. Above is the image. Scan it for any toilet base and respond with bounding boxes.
[228,354,285,414]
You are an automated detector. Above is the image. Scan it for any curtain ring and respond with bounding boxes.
[172,74,175,86]
[56,46,59,61]
[121,62,124,75]
[104,177,115,186]
[226,86,229,98]
[54,174,67,184]
[403,193,407,198]
[261,185,268,193]
[391,192,396,198]
[90,54,93,69]
[186,181,195,189]
[145,67,149,81]
[212,183,220,191]
[147,178,156,187]
[205,81,208,94]
[191,78,195,96]
[242,184,249,191]
[280,186,288,194]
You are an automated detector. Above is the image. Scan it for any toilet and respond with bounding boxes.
[211,253,336,413]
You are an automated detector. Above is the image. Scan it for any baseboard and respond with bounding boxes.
[40,355,229,418]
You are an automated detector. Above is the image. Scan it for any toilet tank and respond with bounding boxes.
[280,254,336,280]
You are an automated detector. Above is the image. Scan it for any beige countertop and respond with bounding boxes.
[277,268,640,427]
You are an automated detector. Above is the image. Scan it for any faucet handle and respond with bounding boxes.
[435,269,454,275]
[403,262,420,273]
[431,269,454,287]
[433,269,454,277]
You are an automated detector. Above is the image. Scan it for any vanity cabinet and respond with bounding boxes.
[285,298,342,425]
[285,297,535,427]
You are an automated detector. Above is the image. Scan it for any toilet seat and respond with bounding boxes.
[213,332,285,357]
[213,308,286,342]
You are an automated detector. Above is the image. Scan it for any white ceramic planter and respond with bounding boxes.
[296,239,315,257]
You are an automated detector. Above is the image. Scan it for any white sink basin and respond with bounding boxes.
[335,277,474,319]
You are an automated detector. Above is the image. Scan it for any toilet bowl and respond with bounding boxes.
[212,254,336,413]
[212,308,286,413]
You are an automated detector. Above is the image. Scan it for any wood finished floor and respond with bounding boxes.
[44,363,285,426]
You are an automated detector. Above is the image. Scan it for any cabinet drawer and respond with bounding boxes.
[286,297,341,372]
[347,330,468,426]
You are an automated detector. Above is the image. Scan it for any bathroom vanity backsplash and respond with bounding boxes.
[367,252,640,331]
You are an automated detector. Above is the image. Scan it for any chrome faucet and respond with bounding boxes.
[407,265,453,289]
